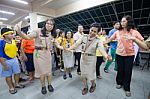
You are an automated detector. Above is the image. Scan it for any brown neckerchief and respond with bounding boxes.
[83,36,96,52]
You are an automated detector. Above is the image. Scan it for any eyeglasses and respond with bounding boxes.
[46,22,53,25]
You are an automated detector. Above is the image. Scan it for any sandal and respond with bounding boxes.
[97,76,102,79]
[9,89,17,94]
[15,84,25,88]
[89,84,96,93]
[82,87,88,95]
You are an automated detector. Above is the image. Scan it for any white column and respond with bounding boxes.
[29,12,38,31]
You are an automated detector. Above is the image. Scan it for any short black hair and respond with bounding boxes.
[90,22,101,32]
[1,28,13,35]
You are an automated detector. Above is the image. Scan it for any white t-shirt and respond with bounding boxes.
[73,32,83,52]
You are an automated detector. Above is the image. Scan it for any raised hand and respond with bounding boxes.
[14,21,22,33]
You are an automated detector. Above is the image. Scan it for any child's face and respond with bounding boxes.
[4,32,14,39]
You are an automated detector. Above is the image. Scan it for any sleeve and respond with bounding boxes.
[109,31,117,41]
[27,30,38,38]
[134,30,144,41]
[97,39,105,52]
[73,33,78,41]
[108,30,113,38]
[0,40,4,58]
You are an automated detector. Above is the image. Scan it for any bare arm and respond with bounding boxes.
[134,38,149,50]
[0,58,9,71]
[14,21,32,40]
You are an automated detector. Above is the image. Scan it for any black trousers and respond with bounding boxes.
[96,56,103,76]
[74,52,81,72]
[116,54,134,91]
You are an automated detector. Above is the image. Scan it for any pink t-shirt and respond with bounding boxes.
[110,29,144,56]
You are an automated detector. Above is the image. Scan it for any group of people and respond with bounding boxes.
[0,15,150,97]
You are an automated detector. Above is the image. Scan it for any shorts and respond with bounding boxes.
[0,57,21,77]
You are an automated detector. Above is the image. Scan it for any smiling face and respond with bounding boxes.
[89,27,98,38]
[3,32,14,40]
[45,20,54,32]
[66,31,72,39]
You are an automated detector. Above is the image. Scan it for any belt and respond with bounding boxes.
[35,46,47,50]
[82,53,94,56]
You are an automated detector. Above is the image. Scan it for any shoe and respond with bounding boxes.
[48,85,54,92]
[82,87,88,95]
[63,74,67,80]
[125,91,131,97]
[89,83,96,93]
[15,84,25,88]
[60,68,64,72]
[9,89,17,94]
[104,69,109,73]
[41,86,47,94]
[97,76,102,79]
[69,73,72,78]
[116,85,122,89]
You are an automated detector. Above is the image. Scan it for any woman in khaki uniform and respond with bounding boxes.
[15,19,62,94]
[67,22,112,95]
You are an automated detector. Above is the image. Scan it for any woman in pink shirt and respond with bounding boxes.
[106,15,144,97]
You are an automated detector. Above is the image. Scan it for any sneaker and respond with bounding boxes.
[63,74,67,79]
[60,68,64,72]
[116,85,122,89]
[77,72,81,75]
[69,73,72,78]
[48,85,54,92]
[125,91,131,97]
[104,69,109,73]
[41,86,47,94]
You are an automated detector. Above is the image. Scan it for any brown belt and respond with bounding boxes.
[82,53,95,56]
[35,46,47,50]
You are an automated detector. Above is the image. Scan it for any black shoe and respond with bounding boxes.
[69,73,72,78]
[89,83,96,93]
[63,74,67,79]
[41,86,47,94]
[82,87,88,95]
[48,85,54,92]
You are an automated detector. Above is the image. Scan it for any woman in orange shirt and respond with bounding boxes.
[22,38,35,82]
[106,15,144,97]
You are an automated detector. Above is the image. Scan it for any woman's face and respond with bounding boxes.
[89,27,98,37]
[66,32,72,39]
[121,18,128,28]
[45,20,54,31]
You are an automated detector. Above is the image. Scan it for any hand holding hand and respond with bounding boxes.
[107,55,112,61]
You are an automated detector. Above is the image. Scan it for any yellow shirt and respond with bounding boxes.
[96,35,107,56]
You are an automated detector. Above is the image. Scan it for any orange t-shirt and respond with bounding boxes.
[22,39,35,53]
[110,29,144,56]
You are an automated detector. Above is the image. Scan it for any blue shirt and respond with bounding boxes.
[0,40,18,60]
[108,29,118,50]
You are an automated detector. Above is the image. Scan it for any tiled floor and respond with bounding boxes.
[0,63,149,99]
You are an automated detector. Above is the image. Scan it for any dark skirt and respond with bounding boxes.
[25,53,35,72]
